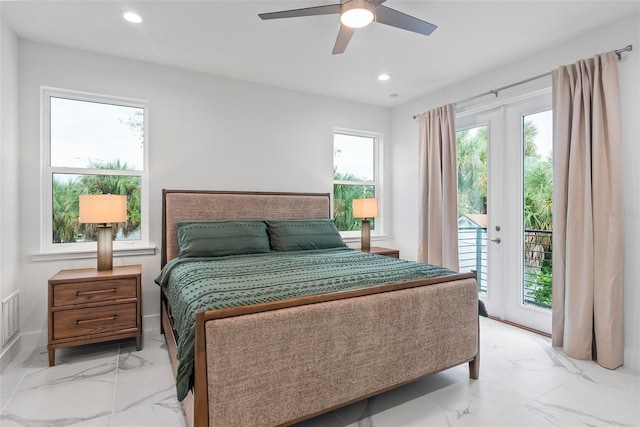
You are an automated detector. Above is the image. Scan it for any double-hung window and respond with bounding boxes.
[332,129,381,238]
[41,88,149,255]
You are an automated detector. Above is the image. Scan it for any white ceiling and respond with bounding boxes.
[2,1,639,107]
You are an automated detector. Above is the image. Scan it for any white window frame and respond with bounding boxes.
[39,87,151,258]
[332,128,383,239]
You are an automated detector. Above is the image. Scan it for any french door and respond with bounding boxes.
[456,90,553,334]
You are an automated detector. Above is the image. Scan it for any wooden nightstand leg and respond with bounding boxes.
[136,335,143,351]
[48,349,55,367]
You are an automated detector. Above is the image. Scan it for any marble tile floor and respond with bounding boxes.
[1,317,639,426]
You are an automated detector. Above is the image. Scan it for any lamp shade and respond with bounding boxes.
[79,194,127,224]
[353,198,379,219]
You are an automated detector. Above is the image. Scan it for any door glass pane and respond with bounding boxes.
[456,126,488,293]
[522,110,553,309]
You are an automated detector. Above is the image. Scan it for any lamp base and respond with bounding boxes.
[96,225,114,271]
[360,219,371,252]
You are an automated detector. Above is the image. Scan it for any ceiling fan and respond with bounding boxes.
[258,0,437,55]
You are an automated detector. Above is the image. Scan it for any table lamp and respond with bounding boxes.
[353,197,378,252]
[79,194,127,271]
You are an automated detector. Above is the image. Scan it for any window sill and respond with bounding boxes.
[32,245,157,262]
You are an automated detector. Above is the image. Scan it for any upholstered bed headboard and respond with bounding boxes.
[161,190,331,266]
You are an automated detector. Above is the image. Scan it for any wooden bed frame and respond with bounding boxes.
[160,189,479,427]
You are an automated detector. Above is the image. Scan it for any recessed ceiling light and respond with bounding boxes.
[123,12,143,24]
[378,74,391,81]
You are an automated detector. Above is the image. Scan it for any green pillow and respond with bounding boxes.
[177,220,270,257]
[266,219,347,251]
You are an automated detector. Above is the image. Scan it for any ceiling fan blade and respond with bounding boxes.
[375,5,437,36]
[332,24,356,55]
[371,0,387,5]
[259,4,341,20]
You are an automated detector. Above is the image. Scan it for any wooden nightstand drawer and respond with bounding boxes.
[48,265,142,366]
[53,278,137,307]
[53,302,137,340]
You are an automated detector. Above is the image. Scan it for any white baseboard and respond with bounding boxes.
[1,314,162,370]
[0,334,21,374]
[142,314,160,332]
[624,347,640,373]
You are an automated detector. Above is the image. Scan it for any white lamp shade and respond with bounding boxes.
[340,0,374,28]
[353,198,379,218]
[79,194,127,224]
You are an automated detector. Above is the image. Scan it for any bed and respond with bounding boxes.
[159,189,479,427]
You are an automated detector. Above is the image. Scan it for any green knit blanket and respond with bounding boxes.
[155,248,455,401]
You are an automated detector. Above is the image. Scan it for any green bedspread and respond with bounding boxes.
[155,248,455,401]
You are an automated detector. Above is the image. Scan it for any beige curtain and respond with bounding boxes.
[417,104,459,270]
[551,51,623,369]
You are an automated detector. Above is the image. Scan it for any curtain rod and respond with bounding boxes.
[412,44,633,119]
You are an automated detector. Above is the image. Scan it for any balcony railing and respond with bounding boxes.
[458,227,488,293]
[458,227,552,309]
[523,229,552,309]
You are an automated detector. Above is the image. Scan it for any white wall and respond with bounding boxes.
[390,14,640,369]
[0,12,21,369]
[9,11,639,371]
[16,41,392,347]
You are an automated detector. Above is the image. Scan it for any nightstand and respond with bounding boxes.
[47,264,142,366]
[362,246,400,258]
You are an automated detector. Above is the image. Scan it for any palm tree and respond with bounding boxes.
[51,160,142,243]
[333,170,374,231]
[80,160,141,239]
[456,127,488,215]
[522,120,553,308]
[52,179,82,243]
[523,120,539,157]
[524,159,553,230]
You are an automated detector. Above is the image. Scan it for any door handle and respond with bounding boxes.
[491,237,501,243]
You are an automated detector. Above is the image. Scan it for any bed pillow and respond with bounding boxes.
[266,218,347,251]
[177,220,270,257]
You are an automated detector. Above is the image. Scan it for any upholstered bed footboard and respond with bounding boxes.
[199,277,479,427]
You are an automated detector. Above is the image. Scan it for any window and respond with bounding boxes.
[333,129,381,236]
[41,88,148,254]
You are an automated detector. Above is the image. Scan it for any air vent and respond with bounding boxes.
[2,291,19,346]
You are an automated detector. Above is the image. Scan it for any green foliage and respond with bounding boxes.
[52,160,141,244]
[333,171,374,231]
[523,120,539,157]
[456,127,488,215]
[524,157,553,230]
[529,261,553,308]
[52,179,82,243]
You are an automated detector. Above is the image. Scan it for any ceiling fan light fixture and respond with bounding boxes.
[340,0,375,29]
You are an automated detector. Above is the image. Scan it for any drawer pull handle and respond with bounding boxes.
[76,288,117,296]
[76,315,118,325]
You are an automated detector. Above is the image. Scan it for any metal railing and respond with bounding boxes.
[523,229,552,309]
[457,227,552,309]
[458,227,488,293]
